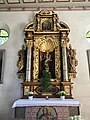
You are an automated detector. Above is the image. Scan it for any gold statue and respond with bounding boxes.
[68,44,78,73]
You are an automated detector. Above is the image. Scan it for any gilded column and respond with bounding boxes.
[37,15,40,31]
[61,31,68,81]
[26,39,33,82]
[53,14,57,31]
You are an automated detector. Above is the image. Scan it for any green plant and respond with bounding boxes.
[28,91,34,96]
[60,91,66,96]
[41,69,52,92]
[68,115,84,120]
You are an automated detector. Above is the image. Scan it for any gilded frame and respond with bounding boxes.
[0,49,5,84]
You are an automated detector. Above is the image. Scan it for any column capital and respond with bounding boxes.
[61,39,68,47]
[60,32,69,47]
[26,40,33,48]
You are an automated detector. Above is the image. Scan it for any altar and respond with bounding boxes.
[12,98,80,120]
[13,10,79,120]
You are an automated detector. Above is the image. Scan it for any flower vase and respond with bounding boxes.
[68,116,74,120]
[28,96,33,100]
[60,96,65,100]
[73,116,77,120]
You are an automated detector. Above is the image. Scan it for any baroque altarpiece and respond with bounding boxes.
[17,10,78,98]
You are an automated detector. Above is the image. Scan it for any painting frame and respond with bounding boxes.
[0,49,5,84]
[37,106,57,120]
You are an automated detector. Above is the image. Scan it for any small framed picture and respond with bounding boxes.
[37,107,57,120]
[0,49,5,84]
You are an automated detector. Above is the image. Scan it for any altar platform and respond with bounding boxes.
[12,98,80,120]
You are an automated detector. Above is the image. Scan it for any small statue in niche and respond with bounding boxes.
[44,52,52,71]
[67,44,78,73]
[40,52,52,72]
[42,20,51,31]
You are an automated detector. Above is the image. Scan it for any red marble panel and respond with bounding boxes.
[55,106,69,120]
[25,106,41,120]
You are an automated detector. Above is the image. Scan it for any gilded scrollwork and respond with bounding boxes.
[34,35,58,52]
[67,44,78,74]
[33,46,39,80]
[55,47,61,80]
[17,45,26,81]
[24,21,34,30]
[54,35,61,80]
[17,45,25,70]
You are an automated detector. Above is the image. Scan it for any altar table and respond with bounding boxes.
[12,98,80,120]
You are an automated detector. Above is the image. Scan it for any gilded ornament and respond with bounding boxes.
[64,86,70,95]
[39,39,54,52]
[55,47,61,80]
[67,44,78,75]
[26,40,33,48]
[17,45,26,81]
[39,10,50,15]
[24,86,30,95]
[17,60,24,71]
[16,10,78,98]
[33,46,39,80]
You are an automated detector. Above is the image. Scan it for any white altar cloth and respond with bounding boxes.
[12,98,80,108]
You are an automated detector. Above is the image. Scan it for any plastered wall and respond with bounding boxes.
[0,11,90,120]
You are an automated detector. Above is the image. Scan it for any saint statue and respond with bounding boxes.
[44,52,52,71]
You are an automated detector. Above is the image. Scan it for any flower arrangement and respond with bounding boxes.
[28,91,34,96]
[60,91,66,96]
[68,115,84,120]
